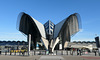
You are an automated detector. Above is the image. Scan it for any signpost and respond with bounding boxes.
[95,36,100,56]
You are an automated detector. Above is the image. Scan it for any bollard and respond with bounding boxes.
[22,52,24,56]
[79,50,81,56]
[19,52,21,55]
[70,50,71,55]
[67,50,68,55]
[23,52,25,56]
[10,52,12,55]
[0,51,1,55]
[5,51,7,55]
[22,52,23,56]
[32,51,33,56]
[15,51,16,55]
[34,51,35,55]
[45,50,46,55]
[95,51,96,56]
[61,50,63,55]
[72,51,73,55]
[40,51,41,55]
[77,49,78,56]
[56,50,57,55]
[66,50,67,55]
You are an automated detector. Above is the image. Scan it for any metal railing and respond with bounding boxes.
[0,50,99,56]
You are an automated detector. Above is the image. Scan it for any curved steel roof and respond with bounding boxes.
[54,13,81,39]
[17,12,46,38]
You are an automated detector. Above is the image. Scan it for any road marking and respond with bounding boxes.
[39,56,65,60]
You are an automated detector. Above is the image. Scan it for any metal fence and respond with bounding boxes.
[0,50,99,56]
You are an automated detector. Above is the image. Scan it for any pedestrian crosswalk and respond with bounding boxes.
[39,56,65,60]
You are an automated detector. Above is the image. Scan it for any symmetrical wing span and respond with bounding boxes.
[17,12,81,51]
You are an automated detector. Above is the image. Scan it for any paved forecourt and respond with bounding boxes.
[0,55,100,60]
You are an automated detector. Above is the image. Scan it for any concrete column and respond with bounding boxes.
[28,34,31,56]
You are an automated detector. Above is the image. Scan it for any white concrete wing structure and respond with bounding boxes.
[17,12,47,51]
[53,13,81,50]
[31,17,46,38]
[41,37,49,50]
[17,12,81,53]
[52,37,60,52]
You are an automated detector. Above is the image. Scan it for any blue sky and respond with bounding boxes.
[0,0,100,41]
